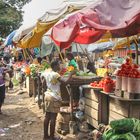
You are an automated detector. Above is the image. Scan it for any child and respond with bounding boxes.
[42,60,75,140]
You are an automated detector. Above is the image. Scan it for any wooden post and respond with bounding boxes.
[56,46,65,63]
[23,49,27,60]
[127,37,131,57]
[134,38,139,65]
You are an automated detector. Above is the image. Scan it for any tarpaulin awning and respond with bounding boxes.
[87,41,114,52]
[16,5,82,49]
[15,0,98,49]
[13,25,35,43]
[71,41,114,53]
[113,36,137,50]
[51,0,140,48]
[40,35,55,57]
[4,30,16,47]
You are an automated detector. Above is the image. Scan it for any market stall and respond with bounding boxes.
[82,57,140,130]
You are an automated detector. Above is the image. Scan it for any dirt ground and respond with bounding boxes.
[0,88,78,140]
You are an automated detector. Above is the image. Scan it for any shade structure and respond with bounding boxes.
[87,41,114,52]
[15,0,97,49]
[113,36,137,50]
[13,25,35,43]
[4,30,16,47]
[40,35,56,57]
[51,0,140,49]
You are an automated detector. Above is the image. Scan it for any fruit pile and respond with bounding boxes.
[60,68,67,76]
[90,76,115,92]
[117,58,140,78]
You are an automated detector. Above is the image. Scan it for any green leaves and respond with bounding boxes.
[0,0,31,37]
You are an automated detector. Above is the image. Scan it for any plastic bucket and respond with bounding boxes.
[116,76,122,90]
[128,78,140,93]
[103,83,114,93]
[122,77,128,91]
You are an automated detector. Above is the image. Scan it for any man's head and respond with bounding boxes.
[66,52,74,60]
[51,60,60,72]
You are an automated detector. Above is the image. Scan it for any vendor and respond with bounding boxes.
[66,52,78,69]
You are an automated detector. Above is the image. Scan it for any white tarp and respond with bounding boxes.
[40,36,55,57]
[13,24,35,43]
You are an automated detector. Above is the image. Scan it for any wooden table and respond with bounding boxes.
[61,76,101,120]
[109,94,140,122]
[83,86,109,128]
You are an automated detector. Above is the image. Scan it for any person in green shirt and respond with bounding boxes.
[66,52,78,69]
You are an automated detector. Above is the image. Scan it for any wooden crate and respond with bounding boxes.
[109,96,140,123]
[84,88,109,128]
[115,89,140,99]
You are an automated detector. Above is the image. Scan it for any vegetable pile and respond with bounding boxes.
[117,58,140,78]
[76,71,96,76]
[102,118,140,140]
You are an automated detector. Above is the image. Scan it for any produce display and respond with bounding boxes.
[76,71,96,76]
[60,67,96,77]
[28,61,50,78]
[117,58,140,78]
[90,76,115,92]
[102,118,140,140]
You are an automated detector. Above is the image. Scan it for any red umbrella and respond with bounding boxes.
[51,0,140,49]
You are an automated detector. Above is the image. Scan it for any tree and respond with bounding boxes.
[0,0,31,38]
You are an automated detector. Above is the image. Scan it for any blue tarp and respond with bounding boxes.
[130,43,140,50]
[87,41,115,52]
[4,30,16,47]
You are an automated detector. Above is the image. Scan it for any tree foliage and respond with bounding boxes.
[0,0,31,37]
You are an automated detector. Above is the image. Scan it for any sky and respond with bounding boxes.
[22,0,64,27]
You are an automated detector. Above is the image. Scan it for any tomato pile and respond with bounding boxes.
[117,58,140,78]
[90,76,116,91]
[60,68,67,76]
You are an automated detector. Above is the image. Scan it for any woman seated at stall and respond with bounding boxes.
[66,52,78,70]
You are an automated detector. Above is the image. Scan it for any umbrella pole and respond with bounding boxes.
[25,49,33,61]
[127,37,131,57]
[23,49,27,60]
[134,38,139,65]
[76,43,79,57]
[56,46,65,63]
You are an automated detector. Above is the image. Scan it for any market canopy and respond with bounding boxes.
[4,30,16,47]
[113,36,137,50]
[51,0,140,48]
[40,35,56,57]
[87,41,115,52]
[71,41,114,53]
[15,0,97,49]
[13,25,35,44]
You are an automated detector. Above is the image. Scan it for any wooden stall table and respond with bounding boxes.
[26,76,37,97]
[83,86,110,129]
[61,76,101,120]
[109,94,140,123]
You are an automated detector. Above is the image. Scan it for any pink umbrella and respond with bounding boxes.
[51,0,140,48]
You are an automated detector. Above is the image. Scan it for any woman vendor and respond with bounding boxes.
[66,52,78,69]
